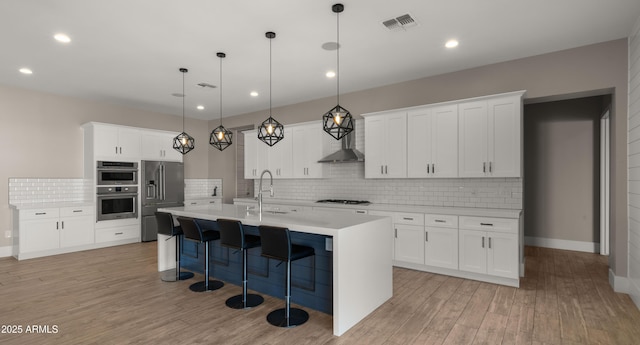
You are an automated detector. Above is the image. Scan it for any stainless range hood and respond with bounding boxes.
[318,128,364,163]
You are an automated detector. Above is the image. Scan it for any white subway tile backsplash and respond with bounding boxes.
[8,178,93,205]
[184,179,222,199]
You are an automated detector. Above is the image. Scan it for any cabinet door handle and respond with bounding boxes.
[119,147,122,154]
[480,223,494,227]
[427,164,430,174]
[61,221,64,229]
[425,231,428,242]
[483,162,486,173]
[489,161,492,173]
[482,236,485,248]
[432,163,435,174]
[394,229,397,238]
[381,165,384,174]
[385,165,388,174]
[115,146,118,154]
[489,237,492,249]
[56,221,59,230]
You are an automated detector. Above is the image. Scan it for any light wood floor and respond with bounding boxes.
[1,244,639,345]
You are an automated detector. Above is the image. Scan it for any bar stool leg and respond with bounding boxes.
[189,241,223,292]
[266,259,309,327]
[175,235,193,281]
[225,248,264,309]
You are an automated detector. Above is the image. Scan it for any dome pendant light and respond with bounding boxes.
[210,52,233,151]
[173,68,195,155]
[258,31,284,147]
[322,3,353,141]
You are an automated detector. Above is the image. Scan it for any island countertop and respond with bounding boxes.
[158,203,393,337]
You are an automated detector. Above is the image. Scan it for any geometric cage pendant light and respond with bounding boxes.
[209,52,233,151]
[322,3,354,141]
[173,67,196,155]
[257,31,285,147]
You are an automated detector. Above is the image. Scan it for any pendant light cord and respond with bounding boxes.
[336,9,340,106]
[219,56,223,126]
[269,36,273,117]
[182,71,185,132]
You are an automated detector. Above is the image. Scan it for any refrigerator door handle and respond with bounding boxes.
[160,164,166,200]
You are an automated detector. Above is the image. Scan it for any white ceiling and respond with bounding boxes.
[1,0,639,121]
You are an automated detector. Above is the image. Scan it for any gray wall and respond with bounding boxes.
[218,39,629,276]
[524,96,609,244]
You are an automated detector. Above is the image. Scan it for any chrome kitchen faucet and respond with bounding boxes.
[258,169,274,220]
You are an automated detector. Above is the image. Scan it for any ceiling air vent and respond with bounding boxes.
[382,13,417,31]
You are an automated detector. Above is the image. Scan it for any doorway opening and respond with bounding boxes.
[523,92,612,254]
[234,125,254,199]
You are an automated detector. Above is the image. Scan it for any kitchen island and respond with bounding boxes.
[157,203,393,336]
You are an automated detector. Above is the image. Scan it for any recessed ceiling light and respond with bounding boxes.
[19,68,33,75]
[250,91,259,97]
[197,105,204,110]
[326,71,336,78]
[445,39,459,48]
[54,33,71,43]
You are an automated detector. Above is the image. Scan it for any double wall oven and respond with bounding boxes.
[96,161,139,221]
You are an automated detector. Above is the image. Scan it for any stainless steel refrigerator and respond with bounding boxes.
[141,161,184,241]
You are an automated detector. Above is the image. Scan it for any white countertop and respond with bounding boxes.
[9,201,94,210]
[233,197,522,219]
[158,203,387,237]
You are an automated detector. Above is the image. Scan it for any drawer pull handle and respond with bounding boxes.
[35,212,47,215]
[482,236,485,248]
[435,219,446,223]
[190,202,197,205]
[72,210,83,213]
[115,232,123,235]
[403,217,414,221]
[209,201,215,204]
[356,210,366,214]
[480,223,494,226]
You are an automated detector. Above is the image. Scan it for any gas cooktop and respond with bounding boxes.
[316,199,371,205]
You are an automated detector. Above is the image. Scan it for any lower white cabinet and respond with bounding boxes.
[424,214,458,270]
[14,206,95,259]
[458,216,519,279]
[393,213,425,264]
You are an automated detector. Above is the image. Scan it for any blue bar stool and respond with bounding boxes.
[258,225,315,328]
[177,217,224,292]
[216,218,264,309]
[155,212,194,282]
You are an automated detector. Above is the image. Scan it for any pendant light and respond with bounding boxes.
[258,31,284,147]
[322,3,353,141]
[173,68,195,155]
[210,52,233,151]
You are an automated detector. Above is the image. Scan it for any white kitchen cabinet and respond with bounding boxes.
[267,127,292,178]
[141,131,183,162]
[292,123,331,178]
[407,104,458,178]
[458,216,519,279]
[458,92,523,177]
[424,214,458,270]
[14,206,95,259]
[364,111,407,178]
[243,128,291,179]
[93,125,141,160]
[392,213,425,264]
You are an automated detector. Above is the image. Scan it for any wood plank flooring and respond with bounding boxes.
[0,244,639,344]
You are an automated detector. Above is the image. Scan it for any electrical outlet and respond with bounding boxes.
[5,231,11,239]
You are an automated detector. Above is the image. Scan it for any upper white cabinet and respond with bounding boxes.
[407,104,458,178]
[364,111,407,178]
[458,92,523,177]
[141,131,183,162]
[292,124,331,178]
[93,125,141,160]
[244,122,331,179]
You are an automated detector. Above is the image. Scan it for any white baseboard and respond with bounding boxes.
[525,236,599,253]
[0,245,12,258]
[629,280,640,311]
[609,268,631,294]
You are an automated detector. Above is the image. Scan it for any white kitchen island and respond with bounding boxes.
[157,203,393,336]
